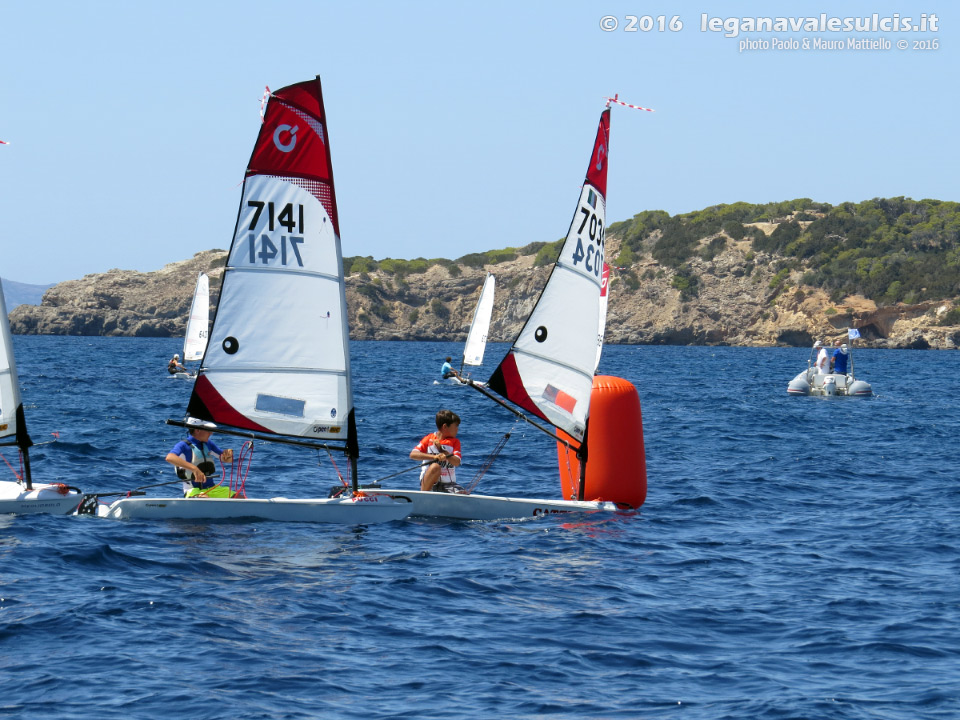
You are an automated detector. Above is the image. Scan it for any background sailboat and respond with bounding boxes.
[98,77,410,523]
[173,272,209,378]
[438,272,496,387]
[0,279,82,514]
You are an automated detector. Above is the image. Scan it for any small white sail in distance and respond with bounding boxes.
[595,262,610,373]
[182,272,209,363]
[462,273,495,369]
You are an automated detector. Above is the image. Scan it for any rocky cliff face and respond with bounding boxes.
[9,234,960,349]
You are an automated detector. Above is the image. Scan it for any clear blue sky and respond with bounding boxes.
[1,1,956,284]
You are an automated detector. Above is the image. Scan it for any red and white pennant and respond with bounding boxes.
[604,94,654,112]
[259,85,272,122]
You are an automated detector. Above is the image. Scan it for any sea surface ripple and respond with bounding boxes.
[1,338,957,719]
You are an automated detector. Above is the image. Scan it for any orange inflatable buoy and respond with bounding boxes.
[557,375,647,509]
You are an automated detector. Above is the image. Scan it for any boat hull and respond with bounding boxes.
[361,488,625,521]
[787,370,872,397]
[0,481,82,515]
[99,493,411,524]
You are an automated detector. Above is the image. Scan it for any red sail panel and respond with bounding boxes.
[487,354,550,424]
[246,78,339,237]
[187,375,274,435]
[585,109,610,198]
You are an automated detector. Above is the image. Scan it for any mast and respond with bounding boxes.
[182,77,358,471]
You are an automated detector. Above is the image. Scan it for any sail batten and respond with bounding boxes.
[226,266,342,283]
[185,77,355,448]
[486,109,610,442]
[510,347,595,382]
[203,367,349,377]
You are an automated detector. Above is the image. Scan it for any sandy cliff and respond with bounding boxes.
[9,236,959,349]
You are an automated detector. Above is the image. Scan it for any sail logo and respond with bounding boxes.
[595,143,606,172]
[273,124,299,153]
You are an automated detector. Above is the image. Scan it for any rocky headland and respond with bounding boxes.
[9,225,959,349]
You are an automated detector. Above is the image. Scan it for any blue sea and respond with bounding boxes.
[1,337,958,720]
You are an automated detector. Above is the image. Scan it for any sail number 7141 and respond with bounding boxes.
[570,204,605,276]
[246,200,305,267]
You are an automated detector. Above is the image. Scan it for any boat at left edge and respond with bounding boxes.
[0,278,84,514]
[90,77,410,524]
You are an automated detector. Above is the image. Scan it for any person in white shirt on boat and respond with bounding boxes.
[165,418,237,498]
[167,354,187,375]
[813,341,829,375]
[410,409,463,493]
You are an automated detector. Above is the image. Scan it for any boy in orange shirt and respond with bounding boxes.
[410,409,462,492]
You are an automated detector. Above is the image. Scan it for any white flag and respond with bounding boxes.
[848,328,861,339]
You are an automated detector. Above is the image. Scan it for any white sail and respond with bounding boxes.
[595,263,610,372]
[0,280,24,446]
[463,273,495,368]
[189,176,352,441]
[186,79,354,447]
[182,272,209,363]
[487,110,610,441]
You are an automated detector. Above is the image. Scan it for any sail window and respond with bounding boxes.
[542,384,577,414]
[255,394,306,418]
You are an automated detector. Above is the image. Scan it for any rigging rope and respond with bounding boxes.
[464,425,514,494]
[0,451,23,482]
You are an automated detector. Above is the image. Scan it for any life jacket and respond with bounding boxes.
[177,440,218,491]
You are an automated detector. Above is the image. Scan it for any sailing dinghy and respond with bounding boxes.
[438,272,495,387]
[366,109,632,520]
[98,77,410,524]
[0,279,82,514]
[172,272,209,379]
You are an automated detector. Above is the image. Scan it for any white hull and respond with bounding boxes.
[0,481,82,515]
[98,493,411,524]
[787,369,872,397]
[361,488,623,521]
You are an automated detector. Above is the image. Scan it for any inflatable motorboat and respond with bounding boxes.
[787,367,872,396]
[787,334,872,397]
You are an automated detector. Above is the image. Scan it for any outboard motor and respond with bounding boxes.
[822,375,837,396]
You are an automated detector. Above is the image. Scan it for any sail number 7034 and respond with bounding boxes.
[570,205,605,276]
[246,200,305,267]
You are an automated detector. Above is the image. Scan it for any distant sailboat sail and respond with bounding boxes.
[186,78,356,455]
[486,109,610,441]
[595,262,610,373]
[462,273,496,370]
[0,280,33,488]
[182,272,209,363]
